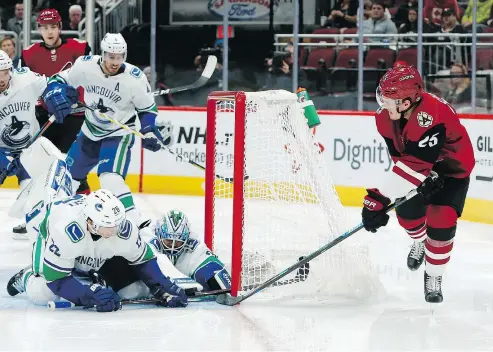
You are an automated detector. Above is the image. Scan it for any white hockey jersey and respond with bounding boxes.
[33,194,155,282]
[0,67,45,150]
[149,236,220,279]
[51,55,157,141]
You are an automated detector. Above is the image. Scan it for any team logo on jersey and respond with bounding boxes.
[89,98,115,125]
[1,115,31,148]
[417,112,433,128]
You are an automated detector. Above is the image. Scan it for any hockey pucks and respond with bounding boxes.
[417,111,433,128]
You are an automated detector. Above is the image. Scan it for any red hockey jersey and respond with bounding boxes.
[20,38,91,77]
[375,92,474,187]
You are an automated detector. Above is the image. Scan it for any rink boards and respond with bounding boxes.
[3,107,492,225]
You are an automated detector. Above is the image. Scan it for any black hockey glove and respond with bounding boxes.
[151,284,188,308]
[417,171,443,199]
[362,188,391,233]
[141,137,161,152]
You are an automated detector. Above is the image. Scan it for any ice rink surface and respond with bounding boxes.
[0,190,492,351]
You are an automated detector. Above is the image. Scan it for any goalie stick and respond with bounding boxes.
[48,257,311,309]
[0,115,56,184]
[215,173,440,306]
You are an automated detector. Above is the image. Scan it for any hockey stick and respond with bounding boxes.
[0,115,56,184]
[79,103,247,183]
[216,175,440,306]
[47,258,311,310]
[150,55,217,97]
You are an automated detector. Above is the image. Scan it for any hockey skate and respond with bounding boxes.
[7,267,28,296]
[424,271,443,303]
[407,240,425,271]
[12,223,29,240]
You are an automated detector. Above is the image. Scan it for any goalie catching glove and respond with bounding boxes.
[140,114,174,149]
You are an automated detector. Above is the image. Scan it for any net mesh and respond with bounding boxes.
[209,90,382,299]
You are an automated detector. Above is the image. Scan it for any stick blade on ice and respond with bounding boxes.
[215,294,242,306]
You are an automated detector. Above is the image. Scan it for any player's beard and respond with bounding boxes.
[103,61,121,75]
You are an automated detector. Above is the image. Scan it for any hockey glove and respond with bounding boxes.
[362,188,391,233]
[0,151,21,182]
[151,284,188,308]
[140,114,174,147]
[42,83,79,123]
[417,171,443,199]
[141,137,161,152]
[84,284,122,312]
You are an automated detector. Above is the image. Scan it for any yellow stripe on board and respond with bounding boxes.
[3,174,492,225]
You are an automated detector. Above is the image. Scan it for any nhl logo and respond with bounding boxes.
[417,112,433,128]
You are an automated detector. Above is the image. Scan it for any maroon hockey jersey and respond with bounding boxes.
[20,38,90,77]
[375,92,474,187]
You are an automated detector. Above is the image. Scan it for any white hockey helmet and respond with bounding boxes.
[101,33,127,63]
[0,50,13,71]
[155,210,191,257]
[84,189,126,238]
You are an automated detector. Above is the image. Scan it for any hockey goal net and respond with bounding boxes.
[205,90,381,299]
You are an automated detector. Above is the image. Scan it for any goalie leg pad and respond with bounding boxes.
[193,260,232,291]
[20,136,65,178]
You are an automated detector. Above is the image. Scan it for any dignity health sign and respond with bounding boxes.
[170,0,316,25]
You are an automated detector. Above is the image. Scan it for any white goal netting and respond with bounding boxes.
[206,90,382,299]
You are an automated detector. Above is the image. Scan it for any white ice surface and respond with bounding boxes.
[0,190,492,351]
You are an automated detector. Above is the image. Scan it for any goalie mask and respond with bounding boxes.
[84,189,126,238]
[155,210,190,257]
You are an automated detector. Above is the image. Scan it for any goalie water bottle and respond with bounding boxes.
[296,88,321,128]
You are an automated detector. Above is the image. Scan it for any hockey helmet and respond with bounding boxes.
[0,50,13,71]
[37,9,62,26]
[155,210,191,257]
[84,189,126,238]
[101,33,127,63]
[377,64,423,113]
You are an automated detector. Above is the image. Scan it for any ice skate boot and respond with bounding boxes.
[12,223,28,240]
[407,240,425,271]
[424,271,443,303]
[7,267,30,296]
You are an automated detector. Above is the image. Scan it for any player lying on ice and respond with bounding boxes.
[6,166,188,311]
[96,210,232,299]
[6,155,231,311]
[40,32,172,227]
[361,62,474,303]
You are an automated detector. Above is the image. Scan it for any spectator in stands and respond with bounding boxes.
[442,62,472,105]
[430,8,466,68]
[6,1,37,35]
[325,0,358,29]
[398,7,419,48]
[461,0,493,32]
[356,0,391,23]
[0,36,19,67]
[424,0,460,26]
[143,66,173,106]
[65,4,83,31]
[394,0,418,27]
[362,1,398,44]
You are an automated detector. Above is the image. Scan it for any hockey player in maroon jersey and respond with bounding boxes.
[361,63,475,303]
[13,9,91,237]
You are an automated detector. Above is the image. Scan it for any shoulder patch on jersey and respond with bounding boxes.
[130,67,142,78]
[117,220,132,240]
[65,222,85,243]
[15,67,28,74]
[417,111,433,128]
[81,55,93,61]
